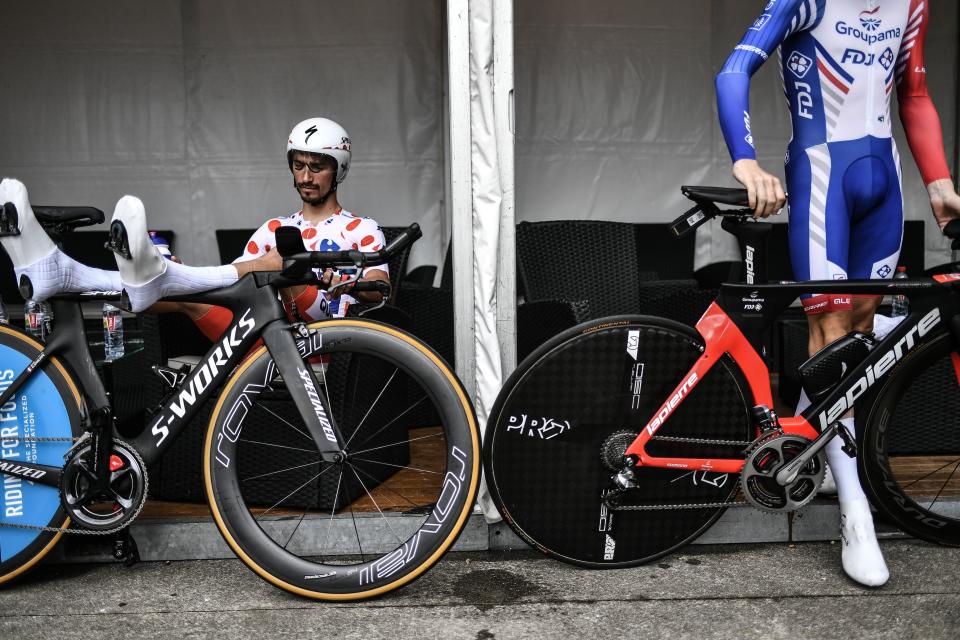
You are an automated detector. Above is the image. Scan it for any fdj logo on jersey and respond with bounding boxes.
[841,47,894,70]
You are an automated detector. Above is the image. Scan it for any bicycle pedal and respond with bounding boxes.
[151,364,189,390]
[105,219,132,259]
[0,201,21,236]
[837,422,857,458]
[112,532,140,567]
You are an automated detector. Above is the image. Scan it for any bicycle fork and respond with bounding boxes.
[261,321,349,462]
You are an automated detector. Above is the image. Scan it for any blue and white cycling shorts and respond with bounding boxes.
[786,135,903,315]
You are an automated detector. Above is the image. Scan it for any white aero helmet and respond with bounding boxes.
[286,117,352,184]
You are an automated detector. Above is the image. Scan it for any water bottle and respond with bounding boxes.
[149,230,173,259]
[24,300,53,340]
[891,266,909,317]
[102,303,124,361]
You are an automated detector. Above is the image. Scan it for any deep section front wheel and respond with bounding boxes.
[484,316,753,567]
[859,331,960,545]
[204,319,480,600]
[0,325,83,585]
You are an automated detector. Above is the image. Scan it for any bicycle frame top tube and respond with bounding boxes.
[623,275,960,475]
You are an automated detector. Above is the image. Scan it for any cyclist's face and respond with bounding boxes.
[291,152,336,204]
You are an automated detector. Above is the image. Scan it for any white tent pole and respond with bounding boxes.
[446,0,476,396]
[493,0,516,376]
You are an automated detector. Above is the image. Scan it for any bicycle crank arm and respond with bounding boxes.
[775,422,838,487]
[0,460,62,488]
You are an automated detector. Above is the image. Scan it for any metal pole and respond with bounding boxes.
[446,0,476,396]
[493,0,516,376]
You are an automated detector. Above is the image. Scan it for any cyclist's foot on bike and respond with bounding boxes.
[111,195,238,312]
[819,463,837,495]
[0,177,121,301]
[839,498,889,587]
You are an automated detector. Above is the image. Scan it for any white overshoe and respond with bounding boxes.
[0,178,120,300]
[111,195,237,312]
[819,463,837,495]
[839,498,889,587]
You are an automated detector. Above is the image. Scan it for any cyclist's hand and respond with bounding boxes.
[928,178,960,231]
[259,247,283,272]
[320,268,355,299]
[732,159,786,218]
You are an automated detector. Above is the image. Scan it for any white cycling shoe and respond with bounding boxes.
[0,178,120,300]
[839,498,889,587]
[110,195,237,312]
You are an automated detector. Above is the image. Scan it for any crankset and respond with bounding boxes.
[60,439,148,532]
[741,431,825,513]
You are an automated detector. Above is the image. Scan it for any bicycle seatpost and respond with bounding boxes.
[721,216,773,285]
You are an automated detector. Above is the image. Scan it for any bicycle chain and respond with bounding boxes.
[650,435,753,447]
[611,500,749,511]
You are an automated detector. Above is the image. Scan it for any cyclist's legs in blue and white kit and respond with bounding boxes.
[786,135,903,317]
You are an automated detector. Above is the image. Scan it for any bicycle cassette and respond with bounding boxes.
[60,439,148,532]
[741,432,825,513]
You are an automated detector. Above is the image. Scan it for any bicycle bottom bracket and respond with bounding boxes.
[60,439,147,531]
[741,433,825,513]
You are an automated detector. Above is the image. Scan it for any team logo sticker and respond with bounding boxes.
[859,7,882,32]
[787,52,813,78]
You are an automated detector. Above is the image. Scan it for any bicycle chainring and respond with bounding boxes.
[741,432,825,513]
[60,439,148,532]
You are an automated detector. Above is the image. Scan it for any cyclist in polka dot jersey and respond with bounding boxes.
[154,117,389,342]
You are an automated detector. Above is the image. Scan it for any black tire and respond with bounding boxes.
[204,319,480,600]
[484,316,753,567]
[0,325,83,585]
[859,331,960,545]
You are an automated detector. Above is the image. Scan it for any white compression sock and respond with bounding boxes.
[111,196,238,312]
[0,178,121,300]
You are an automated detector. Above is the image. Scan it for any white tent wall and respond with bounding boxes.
[515,0,959,268]
[0,1,447,270]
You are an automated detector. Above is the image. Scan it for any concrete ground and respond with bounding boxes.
[1,540,958,639]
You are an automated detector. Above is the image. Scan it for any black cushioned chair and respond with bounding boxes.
[514,220,714,360]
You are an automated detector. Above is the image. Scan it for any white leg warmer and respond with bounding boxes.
[0,178,121,300]
[111,195,237,312]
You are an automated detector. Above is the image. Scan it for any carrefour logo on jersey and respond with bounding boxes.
[836,20,900,45]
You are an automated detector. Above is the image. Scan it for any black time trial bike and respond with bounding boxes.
[0,203,479,600]
[484,185,960,567]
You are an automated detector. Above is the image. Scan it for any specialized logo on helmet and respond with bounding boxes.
[304,125,318,144]
[787,52,812,79]
[859,7,882,32]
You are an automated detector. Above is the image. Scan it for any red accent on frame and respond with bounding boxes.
[952,352,960,388]
[624,302,776,473]
[109,455,125,472]
[933,273,960,283]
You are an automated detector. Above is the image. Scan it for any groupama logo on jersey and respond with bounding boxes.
[836,7,900,45]
[859,6,882,32]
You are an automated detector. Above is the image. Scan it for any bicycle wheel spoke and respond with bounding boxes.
[241,459,323,483]
[345,368,399,449]
[256,404,313,442]
[350,462,432,512]
[899,457,960,490]
[351,457,441,475]
[348,464,404,546]
[256,465,336,519]
[351,430,444,457]
[925,459,960,510]
[351,395,429,452]
[346,472,366,562]
[319,467,346,562]
[238,438,319,455]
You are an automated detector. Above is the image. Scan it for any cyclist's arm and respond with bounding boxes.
[896,1,959,229]
[715,0,804,163]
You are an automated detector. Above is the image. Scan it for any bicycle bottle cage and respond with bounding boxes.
[797,331,875,401]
